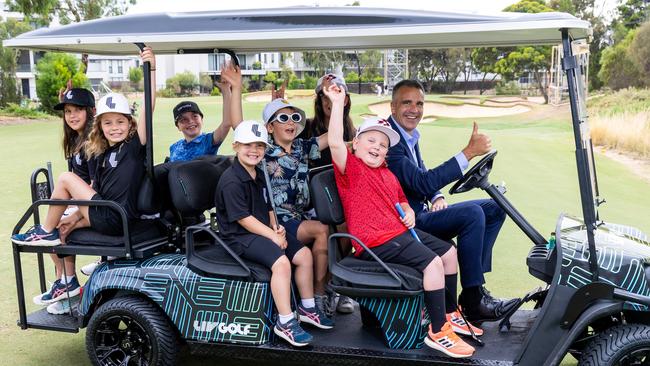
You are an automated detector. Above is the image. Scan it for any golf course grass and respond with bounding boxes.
[1,93,648,365]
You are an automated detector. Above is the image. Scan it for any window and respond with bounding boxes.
[109,63,113,73]
[118,63,123,74]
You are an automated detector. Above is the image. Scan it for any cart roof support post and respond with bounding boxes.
[135,43,154,180]
[561,29,599,281]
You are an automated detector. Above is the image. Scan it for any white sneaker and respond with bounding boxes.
[46,295,79,315]
[80,260,101,276]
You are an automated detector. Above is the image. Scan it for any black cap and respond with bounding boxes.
[173,101,203,125]
[54,88,95,110]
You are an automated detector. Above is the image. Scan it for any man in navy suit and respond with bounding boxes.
[386,79,516,322]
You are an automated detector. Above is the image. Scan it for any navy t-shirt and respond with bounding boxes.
[91,133,145,219]
[215,158,272,240]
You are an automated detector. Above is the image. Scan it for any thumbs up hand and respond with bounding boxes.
[462,122,492,160]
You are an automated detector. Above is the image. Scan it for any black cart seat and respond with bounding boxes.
[167,156,272,282]
[310,169,423,297]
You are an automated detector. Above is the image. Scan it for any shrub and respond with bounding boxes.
[157,87,177,98]
[303,75,317,90]
[0,103,49,119]
[128,67,143,90]
[288,77,302,90]
[165,71,198,97]
[346,71,359,83]
[263,71,278,84]
[210,86,221,96]
[495,81,521,95]
[598,30,643,90]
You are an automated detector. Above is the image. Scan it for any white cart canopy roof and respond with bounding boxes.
[3,7,591,54]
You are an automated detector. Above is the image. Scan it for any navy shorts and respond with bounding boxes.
[227,232,305,269]
[281,218,302,243]
[89,193,125,236]
[359,229,453,272]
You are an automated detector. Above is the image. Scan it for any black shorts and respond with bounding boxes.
[359,229,453,272]
[226,232,305,269]
[89,193,125,236]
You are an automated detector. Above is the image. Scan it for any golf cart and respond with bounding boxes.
[5,7,650,366]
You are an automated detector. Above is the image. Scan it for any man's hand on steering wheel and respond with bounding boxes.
[462,122,492,160]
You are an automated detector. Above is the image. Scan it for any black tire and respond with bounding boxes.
[579,324,650,366]
[86,296,179,366]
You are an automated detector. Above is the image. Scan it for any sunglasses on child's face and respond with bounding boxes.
[273,113,302,124]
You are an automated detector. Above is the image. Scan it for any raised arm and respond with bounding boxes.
[220,62,243,130]
[212,68,232,145]
[323,83,348,173]
[138,47,156,145]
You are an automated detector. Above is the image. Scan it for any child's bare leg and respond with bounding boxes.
[50,254,64,278]
[440,246,458,275]
[291,247,314,299]
[297,220,329,294]
[63,256,76,277]
[270,256,293,315]
[42,172,95,232]
[423,256,445,291]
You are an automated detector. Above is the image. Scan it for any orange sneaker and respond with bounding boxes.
[446,310,484,336]
[424,322,475,358]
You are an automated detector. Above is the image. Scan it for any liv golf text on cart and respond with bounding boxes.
[193,321,252,335]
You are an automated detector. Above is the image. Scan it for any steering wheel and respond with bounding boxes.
[449,150,498,194]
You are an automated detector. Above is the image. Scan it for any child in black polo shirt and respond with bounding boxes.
[215,120,334,347]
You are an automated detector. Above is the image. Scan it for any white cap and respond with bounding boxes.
[356,117,400,147]
[262,98,306,135]
[315,73,348,94]
[233,120,271,147]
[96,93,131,118]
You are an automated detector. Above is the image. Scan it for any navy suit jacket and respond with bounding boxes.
[386,116,463,215]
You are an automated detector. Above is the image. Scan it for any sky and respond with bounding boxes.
[128,0,619,20]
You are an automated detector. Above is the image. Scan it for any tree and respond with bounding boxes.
[9,0,137,71]
[548,0,608,90]
[35,52,89,113]
[629,21,650,86]
[128,66,143,89]
[471,47,502,95]
[497,0,554,103]
[408,49,465,93]
[302,51,345,76]
[598,30,643,90]
[0,17,31,107]
[199,73,213,94]
[616,0,650,30]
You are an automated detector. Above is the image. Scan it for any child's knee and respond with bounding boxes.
[424,256,444,274]
[272,256,291,276]
[293,247,313,265]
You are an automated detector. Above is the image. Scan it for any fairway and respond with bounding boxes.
[1,94,649,365]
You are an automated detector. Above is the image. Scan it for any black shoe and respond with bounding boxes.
[459,289,519,323]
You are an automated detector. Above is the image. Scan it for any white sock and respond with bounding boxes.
[301,298,315,309]
[278,313,294,324]
[60,275,75,284]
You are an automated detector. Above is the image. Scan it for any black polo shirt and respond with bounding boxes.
[68,150,94,185]
[215,157,272,239]
[91,133,145,220]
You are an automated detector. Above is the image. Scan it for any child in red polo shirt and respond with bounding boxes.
[324,83,475,359]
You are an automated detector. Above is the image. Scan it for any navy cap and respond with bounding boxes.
[54,88,95,110]
[173,101,203,125]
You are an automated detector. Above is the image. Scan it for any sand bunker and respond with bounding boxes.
[368,100,531,119]
[245,91,315,103]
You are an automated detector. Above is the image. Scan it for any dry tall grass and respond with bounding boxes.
[590,110,650,157]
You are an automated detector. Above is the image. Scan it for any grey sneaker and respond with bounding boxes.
[336,295,355,314]
[315,294,334,318]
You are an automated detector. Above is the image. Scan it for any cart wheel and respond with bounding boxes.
[579,324,650,366]
[86,296,179,366]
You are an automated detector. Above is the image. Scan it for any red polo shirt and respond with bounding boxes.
[334,150,408,255]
